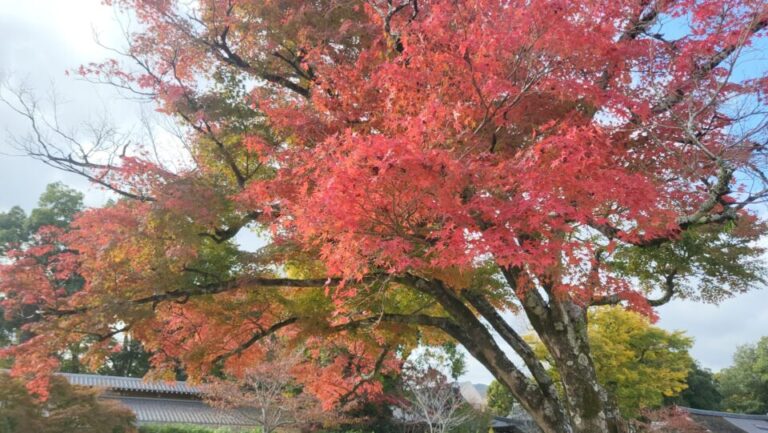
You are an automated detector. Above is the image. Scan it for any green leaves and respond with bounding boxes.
[486,380,516,416]
[610,220,766,303]
[28,183,84,232]
[0,183,83,254]
[0,207,27,254]
[666,362,722,410]
[718,336,768,414]
[528,307,693,418]
[0,373,136,433]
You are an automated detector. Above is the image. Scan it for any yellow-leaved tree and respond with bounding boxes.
[528,307,693,418]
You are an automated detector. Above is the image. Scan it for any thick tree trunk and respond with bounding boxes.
[525,297,629,433]
[409,275,628,433]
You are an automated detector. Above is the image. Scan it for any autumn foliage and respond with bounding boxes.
[204,349,336,433]
[2,1,768,433]
[0,372,136,433]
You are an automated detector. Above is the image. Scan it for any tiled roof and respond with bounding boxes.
[60,372,202,395]
[682,407,768,433]
[491,416,538,433]
[111,396,257,428]
[683,407,768,420]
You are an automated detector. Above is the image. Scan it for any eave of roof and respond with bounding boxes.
[107,396,258,427]
[681,407,768,421]
[682,407,768,433]
[60,372,202,395]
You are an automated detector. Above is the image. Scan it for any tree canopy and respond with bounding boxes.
[0,372,136,433]
[667,362,723,411]
[718,336,768,414]
[0,182,83,255]
[1,1,767,433]
[486,380,516,417]
[0,183,150,378]
[584,307,693,417]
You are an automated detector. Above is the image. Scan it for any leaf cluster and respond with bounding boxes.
[717,336,768,414]
[0,372,136,433]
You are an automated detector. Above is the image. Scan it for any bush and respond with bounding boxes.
[0,373,136,433]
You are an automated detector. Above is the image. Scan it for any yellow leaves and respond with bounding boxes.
[527,306,693,418]
[284,258,328,280]
[282,288,333,320]
[588,307,693,417]
[425,265,474,290]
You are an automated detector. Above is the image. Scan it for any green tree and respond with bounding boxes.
[0,182,84,253]
[666,362,722,410]
[98,336,152,378]
[407,344,467,381]
[486,380,515,417]
[26,182,85,233]
[0,372,46,433]
[0,207,28,255]
[718,337,768,414]
[588,308,693,418]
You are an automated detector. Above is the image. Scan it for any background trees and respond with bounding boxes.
[718,336,768,414]
[666,363,723,411]
[397,365,478,433]
[0,183,150,377]
[0,183,87,370]
[1,1,767,433]
[0,182,83,254]
[486,380,516,417]
[204,352,330,433]
[586,308,693,418]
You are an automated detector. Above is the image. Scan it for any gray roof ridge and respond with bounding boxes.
[58,371,202,395]
[681,406,768,420]
[103,395,208,403]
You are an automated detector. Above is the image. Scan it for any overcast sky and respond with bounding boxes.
[1,0,766,385]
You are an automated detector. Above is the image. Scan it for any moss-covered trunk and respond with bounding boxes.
[524,297,629,433]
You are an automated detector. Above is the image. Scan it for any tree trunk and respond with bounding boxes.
[525,297,629,433]
[410,276,628,433]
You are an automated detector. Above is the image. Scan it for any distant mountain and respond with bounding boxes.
[458,382,489,408]
[474,383,489,399]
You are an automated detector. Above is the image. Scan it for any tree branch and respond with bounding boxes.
[590,270,678,307]
[461,290,558,397]
[651,16,768,115]
[211,317,298,365]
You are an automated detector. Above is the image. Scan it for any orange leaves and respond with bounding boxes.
[295,338,398,410]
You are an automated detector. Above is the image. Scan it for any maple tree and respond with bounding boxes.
[0,372,136,433]
[0,183,151,378]
[203,347,335,433]
[2,1,768,433]
[634,407,708,433]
